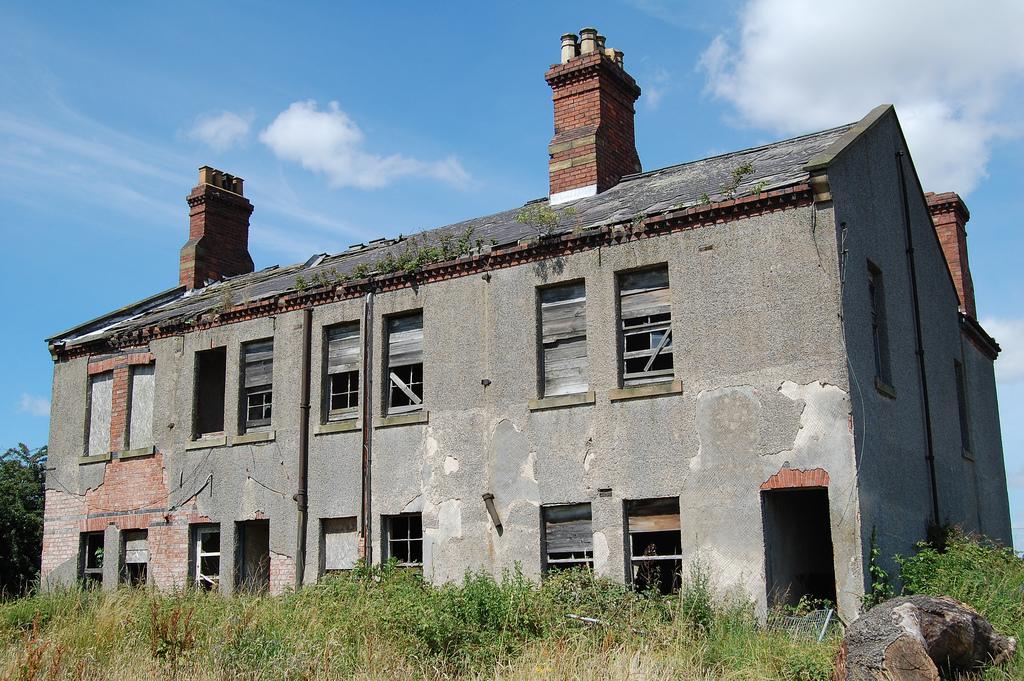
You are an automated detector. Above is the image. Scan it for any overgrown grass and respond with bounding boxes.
[1,563,837,680]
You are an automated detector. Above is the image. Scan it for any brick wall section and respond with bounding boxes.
[85,453,169,518]
[545,51,641,196]
[760,467,830,490]
[149,520,190,589]
[269,551,295,595]
[926,191,976,319]
[40,489,87,583]
[180,179,255,289]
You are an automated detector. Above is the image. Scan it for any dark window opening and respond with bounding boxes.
[325,323,360,421]
[384,513,423,568]
[236,520,270,593]
[761,488,837,608]
[955,360,972,455]
[192,525,220,591]
[242,340,273,431]
[626,497,682,594]
[121,529,148,587]
[80,532,104,586]
[619,267,674,386]
[542,503,593,572]
[539,282,589,397]
[868,263,892,386]
[194,348,226,437]
[386,314,423,415]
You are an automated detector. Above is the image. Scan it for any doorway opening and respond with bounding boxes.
[761,488,837,607]
[236,520,270,593]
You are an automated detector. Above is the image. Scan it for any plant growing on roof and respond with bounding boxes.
[721,161,755,199]
[515,204,575,237]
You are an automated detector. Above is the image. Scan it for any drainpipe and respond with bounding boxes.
[359,291,375,564]
[896,151,941,524]
[294,306,312,588]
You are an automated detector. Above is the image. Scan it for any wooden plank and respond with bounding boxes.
[620,286,671,321]
[388,315,423,367]
[544,339,588,396]
[627,513,681,533]
[541,283,587,344]
[326,323,360,374]
[545,504,593,554]
[243,340,274,388]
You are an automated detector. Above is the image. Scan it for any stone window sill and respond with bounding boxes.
[609,380,683,402]
[529,391,596,412]
[874,377,896,399]
[186,434,227,450]
[315,419,361,435]
[117,445,155,460]
[78,452,111,465]
[374,411,429,429]
[231,430,276,446]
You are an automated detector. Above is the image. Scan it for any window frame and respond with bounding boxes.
[80,531,105,586]
[85,371,113,457]
[385,312,424,416]
[324,322,361,422]
[383,513,423,568]
[191,524,221,591]
[625,497,683,594]
[127,363,155,450]
[541,502,594,573]
[954,359,972,456]
[241,339,274,432]
[193,347,227,438]
[867,261,893,388]
[537,280,589,398]
[617,266,675,387]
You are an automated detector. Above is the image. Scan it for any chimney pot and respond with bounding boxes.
[198,166,214,185]
[560,33,579,63]
[596,34,607,52]
[614,49,624,67]
[579,27,598,54]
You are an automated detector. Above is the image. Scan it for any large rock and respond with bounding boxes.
[835,595,1016,680]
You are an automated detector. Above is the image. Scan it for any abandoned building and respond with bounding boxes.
[40,28,1010,619]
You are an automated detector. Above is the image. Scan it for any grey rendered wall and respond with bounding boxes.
[46,200,864,615]
[827,110,1011,582]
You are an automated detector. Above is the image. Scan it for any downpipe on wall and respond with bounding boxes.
[896,150,941,524]
[359,291,375,564]
[295,306,312,588]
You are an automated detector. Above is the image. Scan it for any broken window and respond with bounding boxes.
[191,525,220,591]
[80,532,104,586]
[541,503,593,572]
[955,360,972,454]
[868,262,892,386]
[236,520,270,593]
[625,497,682,594]
[321,517,358,574]
[539,282,589,397]
[242,340,273,431]
[325,323,360,421]
[86,372,113,456]
[384,513,423,568]
[386,313,423,415]
[619,267,674,386]
[121,529,148,586]
[194,348,226,437]
[127,364,154,449]
[762,488,836,608]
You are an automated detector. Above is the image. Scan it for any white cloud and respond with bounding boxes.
[188,111,251,151]
[700,0,1024,194]
[259,100,470,189]
[644,68,672,110]
[18,393,50,418]
[981,318,1024,385]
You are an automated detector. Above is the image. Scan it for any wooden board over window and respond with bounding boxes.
[326,324,360,375]
[542,503,593,571]
[540,282,588,397]
[619,267,674,386]
[243,340,274,389]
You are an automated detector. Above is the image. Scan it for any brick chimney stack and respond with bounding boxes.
[545,28,641,205]
[926,191,976,318]
[179,166,255,290]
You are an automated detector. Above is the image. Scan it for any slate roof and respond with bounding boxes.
[50,120,856,349]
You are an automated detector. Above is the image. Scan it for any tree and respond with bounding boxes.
[0,443,46,596]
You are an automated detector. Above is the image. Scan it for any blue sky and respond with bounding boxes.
[2,2,1023,542]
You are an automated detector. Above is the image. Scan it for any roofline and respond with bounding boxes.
[51,184,815,361]
[46,285,185,347]
[803,104,894,172]
[961,313,1000,360]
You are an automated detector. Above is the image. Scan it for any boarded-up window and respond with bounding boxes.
[325,323,360,421]
[542,503,593,572]
[242,340,273,430]
[626,497,682,594]
[80,532,104,586]
[619,267,674,386]
[192,525,220,591]
[321,517,358,573]
[87,372,113,457]
[194,348,226,437]
[128,365,154,449]
[121,529,148,586]
[384,513,423,568]
[539,282,589,397]
[387,314,423,415]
